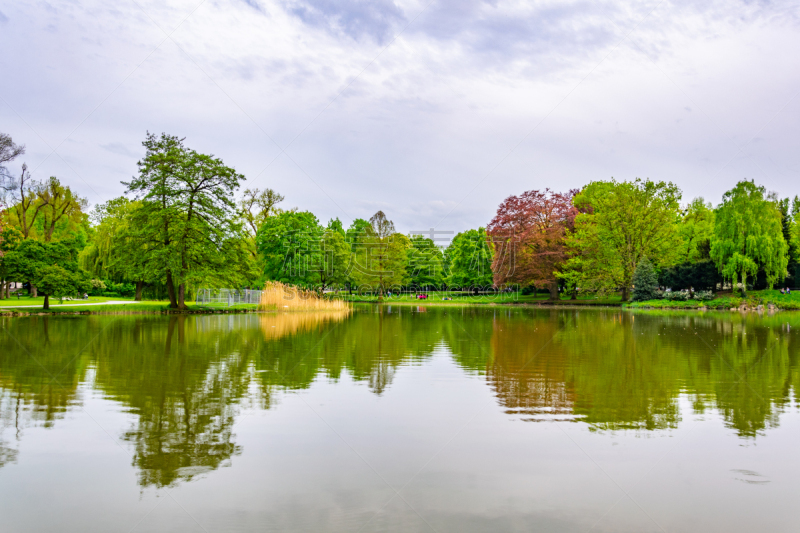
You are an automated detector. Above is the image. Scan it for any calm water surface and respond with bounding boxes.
[1,307,799,532]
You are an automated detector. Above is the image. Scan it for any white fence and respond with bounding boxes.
[196,289,262,307]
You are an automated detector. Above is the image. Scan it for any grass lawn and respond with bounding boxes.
[339,291,623,306]
[0,300,165,314]
[0,295,135,307]
[624,289,800,310]
[0,296,264,314]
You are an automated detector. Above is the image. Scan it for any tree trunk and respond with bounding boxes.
[165,270,178,308]
[135,281,144,301]
[621,286,629,302]
[548,281,560,301]
[31,284,38,298]
[0,280,4,300]
[178,283,187,310]
[43,295,50,310]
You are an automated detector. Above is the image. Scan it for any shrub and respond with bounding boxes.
[632,257,659,301]
[664,290,690,301]
[693,290,716,301]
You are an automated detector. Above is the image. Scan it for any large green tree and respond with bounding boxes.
[679,198,715,263]
[566,179,683,301]
[710,180,788,293]
[407,235,444,289]
[256,210,323,286]
[445,228,494,291]
[80,197,152,300]
[3,239,87,309]
[124,133,248,309]
[350,212,409,295]
[0,226,22,299]
[317,227,351,292]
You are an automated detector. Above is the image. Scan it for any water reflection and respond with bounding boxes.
[1,308,799,486]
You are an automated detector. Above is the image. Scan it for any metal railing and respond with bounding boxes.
[196,289,262,307]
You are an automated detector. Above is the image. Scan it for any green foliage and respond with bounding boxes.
[445,228,493,289]
[679,198,715,263]
[710,180,788,292]
[566,179,683,301]
[123,132,248,308]
[345,218,372,251]
[791,196,800,263]
[318,228,351,290]
[3,239,87,308]
[407,235,444,288]
[80,197,144,282]
[659,260,722,292]
[327,218,345,236]
[37,265,87,306]
[256,210,323,286]
[349,212,410,294]
[631,257,659,301]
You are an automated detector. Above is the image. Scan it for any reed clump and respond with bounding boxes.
[258,281,352,312]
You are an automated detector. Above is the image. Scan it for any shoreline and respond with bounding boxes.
[2,299,798,317]
[0,307,262,317]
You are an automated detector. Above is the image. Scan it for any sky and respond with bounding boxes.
[1,0,799,236]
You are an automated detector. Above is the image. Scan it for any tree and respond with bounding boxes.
[3,239,86,308]
[407,235,444,289]
[256,210,323,286]
[565,179,683,301]
[8,164,44,240]
[237,188,285,273]
[238,188,285,235]
[631,257,659,301]
[791,197,800,284]
[36,265,87,310]
[488,188,578,300]
[345,218,372,249]
[710,180,788,294]
[124,132,247,309]
[317,228,351,291]
[659,260,722,292]
[327,218,345,236]
[350,212,409,295]
[80,197,152,300]
[34,176,88,242]
[679,198,715,263]
[778,196,799,287]
[344,218,373,293]
[0,133,25,186]
[445,228,494,291]
[0,226,23,299]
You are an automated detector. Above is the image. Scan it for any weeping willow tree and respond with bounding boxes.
[710,180,788,294]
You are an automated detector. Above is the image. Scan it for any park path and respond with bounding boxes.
[0,301,138,309]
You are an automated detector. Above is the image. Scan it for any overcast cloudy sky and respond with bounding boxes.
[1,0,799,234]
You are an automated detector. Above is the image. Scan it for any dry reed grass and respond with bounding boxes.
[258,281,351,312]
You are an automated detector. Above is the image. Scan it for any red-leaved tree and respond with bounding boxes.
[487,189,579,300]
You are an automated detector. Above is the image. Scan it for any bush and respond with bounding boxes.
[664,290,690,301]
[91,280,136,298]
[87,279,107,296]
[659,260,722,291]
[693,290,716,301]
[632,257,659,301]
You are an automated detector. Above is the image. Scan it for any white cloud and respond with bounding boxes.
[1,0,799,232]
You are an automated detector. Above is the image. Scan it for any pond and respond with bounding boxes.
[1,307,799,532]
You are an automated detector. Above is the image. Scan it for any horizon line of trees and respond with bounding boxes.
[2,131,799,308]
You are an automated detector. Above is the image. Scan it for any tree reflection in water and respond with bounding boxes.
[1,308,799,485]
